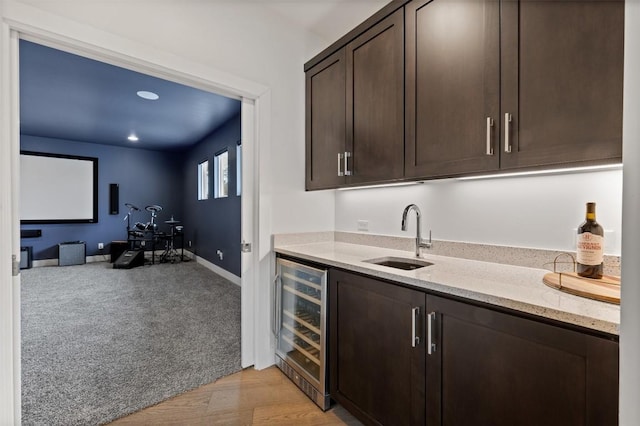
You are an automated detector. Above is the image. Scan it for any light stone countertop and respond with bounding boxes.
[274,241,620,336]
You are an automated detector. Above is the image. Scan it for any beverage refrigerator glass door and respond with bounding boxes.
[274,257,329,410]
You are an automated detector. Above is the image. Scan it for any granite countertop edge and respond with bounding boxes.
[275,242,620,336]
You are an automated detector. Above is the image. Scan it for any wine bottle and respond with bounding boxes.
[576,202,604,279]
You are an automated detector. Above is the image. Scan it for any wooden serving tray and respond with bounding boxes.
[542,272,620,304]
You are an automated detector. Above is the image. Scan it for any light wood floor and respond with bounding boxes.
[108,366,363,425]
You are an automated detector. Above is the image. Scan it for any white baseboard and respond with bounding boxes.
[28,251,240,289]
[30,258,58,268]
[29,249,164,268]
[31,256,107,267]
[190,252,241,287]
[87,254,110,263]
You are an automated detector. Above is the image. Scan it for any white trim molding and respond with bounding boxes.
[620,2,640,424]
[191,254,242,287]
[0,1,271,421]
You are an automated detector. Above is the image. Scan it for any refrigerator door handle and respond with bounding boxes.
[272,273,282,336]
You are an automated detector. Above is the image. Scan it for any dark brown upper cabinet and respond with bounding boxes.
[405,0,501,178]
[500,0,624,170]
[405,0,624,179]
[305,9,404,190]
[305,49,347,190]
[305,0,623,189]
[345,9,405,186]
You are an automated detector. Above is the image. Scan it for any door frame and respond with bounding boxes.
[0,3,271,424]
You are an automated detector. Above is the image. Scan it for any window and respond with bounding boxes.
[197,160,209,200]
[214,150,228,198]
[236,142,242,196]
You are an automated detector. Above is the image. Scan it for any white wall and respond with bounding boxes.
[336,169,622,255]
[620,1,640,424]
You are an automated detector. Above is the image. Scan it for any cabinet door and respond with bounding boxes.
[305,49,346,190]
[426,295,618,426]
[345,9,405,185]
[405,0,500,179]
[330,270,426,425]
[500,0,624,169]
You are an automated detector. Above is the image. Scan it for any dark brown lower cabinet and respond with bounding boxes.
[329,269,619,426]
[426,294,619,426]
[330,269,426,425]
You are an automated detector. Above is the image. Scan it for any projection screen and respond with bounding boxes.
[20,151,98,224]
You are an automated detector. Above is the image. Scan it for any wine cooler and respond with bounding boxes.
[274,257,329,410]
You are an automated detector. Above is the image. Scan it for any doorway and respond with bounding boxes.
[0,21,268,423]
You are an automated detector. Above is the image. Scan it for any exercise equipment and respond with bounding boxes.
[113,249,145,269]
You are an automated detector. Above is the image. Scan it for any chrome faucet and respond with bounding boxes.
[401,204,432,257]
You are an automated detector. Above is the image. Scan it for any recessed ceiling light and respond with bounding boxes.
[128,134,139,142]
[136,90,159,100]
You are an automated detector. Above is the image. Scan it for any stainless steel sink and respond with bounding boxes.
[363,256,433,271]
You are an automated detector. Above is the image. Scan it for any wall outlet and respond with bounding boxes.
[98,242,104,250]
[188,240,192,247]
[357,220,369,232]
[216,249,224,260]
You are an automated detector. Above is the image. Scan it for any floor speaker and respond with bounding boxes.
[110,240,128,263]
[59,241,86,266]
[109,183,119,215]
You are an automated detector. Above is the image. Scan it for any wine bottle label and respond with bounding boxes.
[577,232,604,265]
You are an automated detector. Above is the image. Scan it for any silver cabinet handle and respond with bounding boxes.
[411,307,420,347]
[486,117,494,156]
[344,151,352,176]
[337,153,344,177]
[427,311,436,355]
[504,113,512,153]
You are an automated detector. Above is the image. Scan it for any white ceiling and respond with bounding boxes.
[260,0,391,43]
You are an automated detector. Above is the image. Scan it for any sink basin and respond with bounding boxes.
[363,256,433,271]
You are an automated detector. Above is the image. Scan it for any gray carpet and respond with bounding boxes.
[21,261,242,425]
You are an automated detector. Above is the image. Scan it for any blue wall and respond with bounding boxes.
[20,112,242,277]
[181,113,241,277]
[20,135,184,260]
